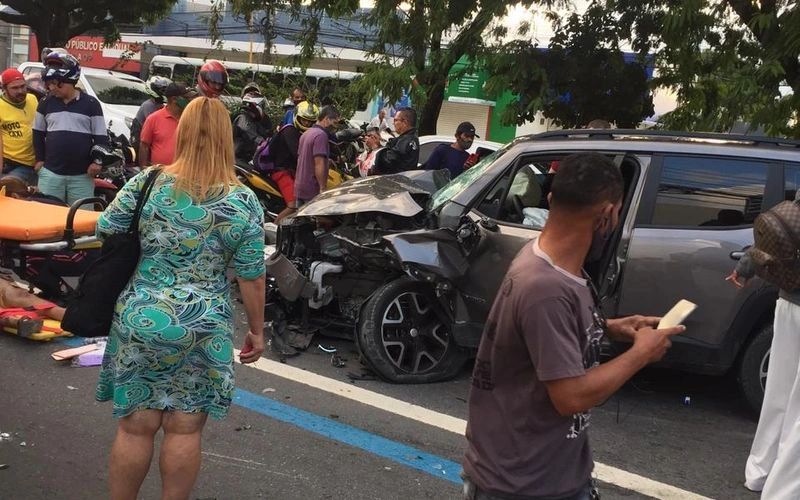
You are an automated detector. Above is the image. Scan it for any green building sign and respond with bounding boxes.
[444,56,517,143]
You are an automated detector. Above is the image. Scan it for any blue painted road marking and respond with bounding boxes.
[234,388,463,485]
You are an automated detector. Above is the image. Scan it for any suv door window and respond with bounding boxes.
[474,155,556,226]
[785,164,800,200]
[650,156,768,227]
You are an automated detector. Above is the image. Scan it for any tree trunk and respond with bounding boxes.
[419,79,445,135]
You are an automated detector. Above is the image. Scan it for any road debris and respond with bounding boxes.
[234,424,252,432]
[66,386,77,391]
[262,388,276,394]
[331,354,346,368]
[318,344,337,353]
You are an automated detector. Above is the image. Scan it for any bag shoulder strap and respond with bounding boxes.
[128,166,163,234]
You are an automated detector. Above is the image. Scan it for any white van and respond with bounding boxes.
[18,62,150,140]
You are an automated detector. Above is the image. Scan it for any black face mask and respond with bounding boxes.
[587,218,612,263]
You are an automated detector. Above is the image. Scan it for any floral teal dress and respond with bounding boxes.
[95,170,265,419]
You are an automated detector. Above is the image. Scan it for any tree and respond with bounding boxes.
[0,0,178,54]
[483,4,654,129]
[222,1,558,135]
[594,0,800,137]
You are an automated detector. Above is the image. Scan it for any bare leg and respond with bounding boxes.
[159,411,208,500]
[0,280,65,320]
[109,409,163,500]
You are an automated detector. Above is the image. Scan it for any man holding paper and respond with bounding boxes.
[462,153,686,500]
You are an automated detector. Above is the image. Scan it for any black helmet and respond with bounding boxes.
[43,52,81,85]
[91,144,125,169]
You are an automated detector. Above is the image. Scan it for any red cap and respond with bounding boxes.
[1,69,24,86]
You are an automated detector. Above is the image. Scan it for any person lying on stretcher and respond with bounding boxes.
[0,279,65,336]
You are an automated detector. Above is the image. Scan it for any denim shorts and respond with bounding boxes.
[2,159,38,185]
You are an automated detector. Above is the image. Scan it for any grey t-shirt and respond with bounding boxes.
[135,99,162,125]
[463,239,605,498]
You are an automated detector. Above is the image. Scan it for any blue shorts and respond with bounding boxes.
[2,159,38,185]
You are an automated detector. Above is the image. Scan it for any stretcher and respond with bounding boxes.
[0,190,106,340]
[1,316,70,341]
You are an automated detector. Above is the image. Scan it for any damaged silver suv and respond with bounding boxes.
[266,130,800,412]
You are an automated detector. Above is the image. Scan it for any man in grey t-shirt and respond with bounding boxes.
[463,153,686,500]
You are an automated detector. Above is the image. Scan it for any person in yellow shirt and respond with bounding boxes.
[0,68,38,185]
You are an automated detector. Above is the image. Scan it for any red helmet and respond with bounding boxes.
[197,60,227,98]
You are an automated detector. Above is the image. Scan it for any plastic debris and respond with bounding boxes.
[0,433,11,441]
[331,354,346,368]
[318,344,337,353]
[262,388,276,394]
[19,442,26,447]
[234,424,252,432]
[67,386,78,391]
[683,396,691,406]
[0,464,8,470]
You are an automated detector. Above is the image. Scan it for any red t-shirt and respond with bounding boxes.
[140,107,179,165]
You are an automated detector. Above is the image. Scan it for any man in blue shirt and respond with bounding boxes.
[423,121,478,180]
[33,52,107,206]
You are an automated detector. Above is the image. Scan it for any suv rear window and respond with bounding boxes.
[651,156,768,227]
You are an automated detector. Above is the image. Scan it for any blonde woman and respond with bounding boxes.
[94,97,266,500]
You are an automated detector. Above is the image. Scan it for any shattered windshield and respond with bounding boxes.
[429,145,511,211]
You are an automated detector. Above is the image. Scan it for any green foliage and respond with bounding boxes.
[485,3,654,128]
[604,0,800,137]
[221,0,558,134]
[0,0,178,50]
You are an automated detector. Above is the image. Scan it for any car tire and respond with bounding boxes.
[739,323,773,414]
[358,277,467,383]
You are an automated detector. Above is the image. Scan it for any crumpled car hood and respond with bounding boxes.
[296,173,436,217]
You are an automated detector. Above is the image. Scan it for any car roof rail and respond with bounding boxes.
[530,129,800,148]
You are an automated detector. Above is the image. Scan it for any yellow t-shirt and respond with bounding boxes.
[0,93,37,167]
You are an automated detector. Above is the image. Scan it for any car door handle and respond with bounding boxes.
[730,251,746,261]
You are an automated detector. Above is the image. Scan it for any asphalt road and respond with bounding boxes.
[0,319,760,500]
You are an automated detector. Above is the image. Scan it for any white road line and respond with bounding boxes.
[236,351,713,500]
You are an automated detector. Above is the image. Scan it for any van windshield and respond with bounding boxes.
[84,75,150,106]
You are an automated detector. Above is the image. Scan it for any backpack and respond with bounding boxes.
[253,124,290,173]
[751,200,800,291]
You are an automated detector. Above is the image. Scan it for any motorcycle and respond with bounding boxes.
[92,130,140,205]
[235,128,361,221]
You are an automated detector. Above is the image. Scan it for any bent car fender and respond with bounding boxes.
[383,229,469,280]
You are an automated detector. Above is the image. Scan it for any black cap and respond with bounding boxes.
[456,121,479,137]
[164,82,190,98]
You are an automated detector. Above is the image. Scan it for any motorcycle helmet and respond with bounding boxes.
[90,144,125,174]
[197,60,228,98]
[43,52,81,85]
[40,47,69,63]
[293,101,319,132]
[145,75,172,100]
[242,95,266,121]
[241,81,261,98]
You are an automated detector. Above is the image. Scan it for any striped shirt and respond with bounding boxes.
[33,91,107,175]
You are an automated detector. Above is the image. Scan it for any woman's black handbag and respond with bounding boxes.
[62,168,162,337]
